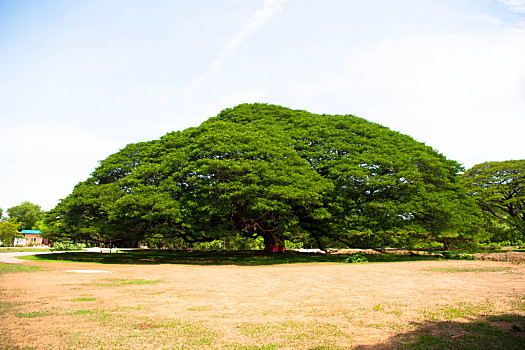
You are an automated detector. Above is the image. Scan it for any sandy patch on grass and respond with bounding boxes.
[65,270,112,273]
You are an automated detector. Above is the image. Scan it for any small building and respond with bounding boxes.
[18,230,50,246]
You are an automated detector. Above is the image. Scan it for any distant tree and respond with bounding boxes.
[0,208,5,221]
[33,220,50,237]
[462,160,524,242]
[0,218,22,247]
[7,202,45,231]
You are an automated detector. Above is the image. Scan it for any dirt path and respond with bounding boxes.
[0,248,137,264]
[1,258,524,349]
[0,251,58,264]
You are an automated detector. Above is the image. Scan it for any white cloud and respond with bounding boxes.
[499,0,525,13]
[287,28,525,168]
[152,88,269,134]
[189,88,268,117]
[0,124,121,211]
[190,0,288,89]
[458,13,504,27]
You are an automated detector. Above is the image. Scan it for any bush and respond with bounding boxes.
[459,253,477,260]
[345,252,368,263]
[285,240,304,250]
[439,251,476,260]
[51,241,86,251]
[192,240,224,250]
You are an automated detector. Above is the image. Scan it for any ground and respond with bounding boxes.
[1,255,524,349]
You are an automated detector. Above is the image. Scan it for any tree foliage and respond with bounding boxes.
[7,202,45,231]
[462,160,524,242]
[0,218,22,247]
[47,104,481,250]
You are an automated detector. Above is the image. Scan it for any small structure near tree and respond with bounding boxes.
[15,230,50,246]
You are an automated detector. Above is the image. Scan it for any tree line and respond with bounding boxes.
[2,104,524,250]
[0,202,45,246]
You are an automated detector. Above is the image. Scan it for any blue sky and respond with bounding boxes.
[1,0,524,211]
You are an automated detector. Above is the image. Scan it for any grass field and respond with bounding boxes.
[18,249,449,265]
[0,263,46,274]
[0,247,51,253]
[1,251,524,349]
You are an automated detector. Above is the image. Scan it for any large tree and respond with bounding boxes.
[47,103,481,250]
[7,202,45,231]
[461,160,524,242]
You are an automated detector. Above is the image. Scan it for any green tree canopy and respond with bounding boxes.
[47,104,481,250]
[461,160,524,242]
[0,218,22,247]
[7,202,45,231]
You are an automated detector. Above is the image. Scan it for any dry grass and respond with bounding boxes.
[0,258,524,349]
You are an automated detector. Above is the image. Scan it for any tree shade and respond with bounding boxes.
[46,104,481,249]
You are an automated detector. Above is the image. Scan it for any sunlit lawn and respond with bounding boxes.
[0,247,51,253]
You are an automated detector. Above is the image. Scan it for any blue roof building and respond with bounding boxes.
[21,230,42,235]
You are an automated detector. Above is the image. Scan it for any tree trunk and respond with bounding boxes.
[262,232,285,252]
[310,230,325,251]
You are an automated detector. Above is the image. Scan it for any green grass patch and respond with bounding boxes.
[117,305,143,310]
[71,297,96,302]
[373,304,385,312]
[364,253,454,263]
[484,249,525,253]
[116,278,162,285]
[420,301,494,321]
[68,309,98,315]
[18,250,446,266]
[92,278,162,287]
[345,251,368,263]
[227,345,279,350]
[425,267,514,273]
[237,320,348,346]
[16,311,52,318]
[0,247,51,253]
[510,296,525,311]
[393,317,525,350]
[187,306,212,311]
[1,346,38,350]
[0,263,46,274]
[66,309,113,321]
[242,324,274,337]
[0,301,24,313]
